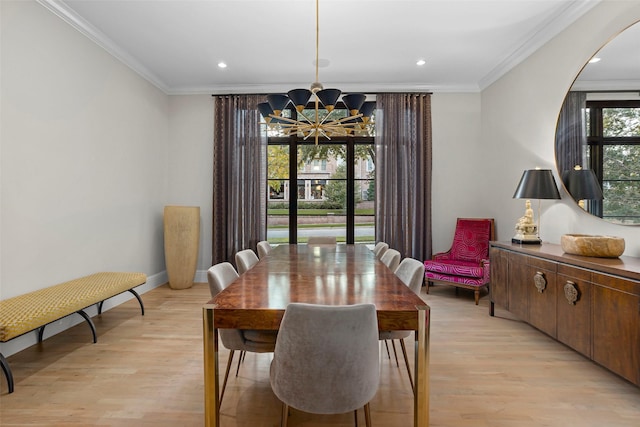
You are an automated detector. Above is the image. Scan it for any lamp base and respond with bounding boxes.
[512,237,542,245]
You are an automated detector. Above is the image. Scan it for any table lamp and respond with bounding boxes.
[561,165,603,210]
[512,168,561,244]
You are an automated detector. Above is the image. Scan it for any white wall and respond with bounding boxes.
[167,95,214,273]
[431,92,486,252]
[482,0,640,256]
[1,1,170,355]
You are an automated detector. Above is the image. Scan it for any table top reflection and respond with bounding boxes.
[209,244,426,331]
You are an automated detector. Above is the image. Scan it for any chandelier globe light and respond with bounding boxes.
[258,0,374,145]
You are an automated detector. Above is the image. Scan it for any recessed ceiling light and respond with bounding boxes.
[588,57,601,64]
[416,59,426,66]
[218,62,227,68]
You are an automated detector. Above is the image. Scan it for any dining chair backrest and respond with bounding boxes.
[206,262,239,298]
[307,236,337,245]
[372,242,389,259]
[395,258,425,295]
[235,249,259,274]
[270,302,380,417]
[257,241,272,259]
[206,262,245,350]
[380,249,401,272]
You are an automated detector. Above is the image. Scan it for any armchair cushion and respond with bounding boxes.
[424,258,485,279]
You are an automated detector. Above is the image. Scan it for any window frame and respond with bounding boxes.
[586,99,640,221]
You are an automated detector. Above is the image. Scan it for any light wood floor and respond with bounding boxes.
[1,283,639,426]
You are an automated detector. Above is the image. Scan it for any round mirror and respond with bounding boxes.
[555,21,640,225]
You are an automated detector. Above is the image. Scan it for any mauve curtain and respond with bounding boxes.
[212,95,267,265]
[556,91,587,174]
[375,93,432,261]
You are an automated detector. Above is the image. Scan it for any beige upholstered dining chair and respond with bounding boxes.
[372,242,389,259]
[307,236,337,245]
[256,240,272,259]
[207,262,277,404]
[270,303,380,427]
[379,257,425,392]
[380,248,401,272]
[235,248,259,274]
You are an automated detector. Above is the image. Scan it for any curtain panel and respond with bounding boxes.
[212,95,267,265]
[556,91,587,174]
[375,93,432,261]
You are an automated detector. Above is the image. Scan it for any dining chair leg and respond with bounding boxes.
[280,403,289,427]
[354,409,359,426]
[399,338,414,392]
[235,350,245,377]
[383,340,391,359]
[390,340,400,367]
[364,403,372,427]
[220,350,235,404]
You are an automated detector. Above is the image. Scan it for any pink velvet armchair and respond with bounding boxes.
[424,218,495,305]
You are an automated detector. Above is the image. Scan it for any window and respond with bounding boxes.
[586,100,640,223]
[263,103,375,244]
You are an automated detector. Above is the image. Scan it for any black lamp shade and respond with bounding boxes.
[257,102,274,121]
[287,89,312,112]
[359,101,376,120]
[342,93,366,115]
[562,168,604,200]
[316,89,341,112]
[267,94,290,115]
[513,169,561,200]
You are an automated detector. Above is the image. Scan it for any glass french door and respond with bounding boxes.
[266,138,374,245]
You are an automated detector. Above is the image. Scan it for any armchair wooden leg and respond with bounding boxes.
[474,289,480,305]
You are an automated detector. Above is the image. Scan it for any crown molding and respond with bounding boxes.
[478,0,601,90]
[37,0,171,94]
[170,82,480,96]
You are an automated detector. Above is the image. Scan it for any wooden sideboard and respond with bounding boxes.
[490,241,640,386]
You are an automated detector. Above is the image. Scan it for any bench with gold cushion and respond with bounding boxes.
[0,272,147,394]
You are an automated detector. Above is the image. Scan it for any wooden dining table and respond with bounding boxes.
[202,244,430,426]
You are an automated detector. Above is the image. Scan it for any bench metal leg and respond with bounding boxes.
[0,352,14,394]
[38,309,97,344]
[76,310,97,343]
[97,289,144,316]
[129,289,145,315]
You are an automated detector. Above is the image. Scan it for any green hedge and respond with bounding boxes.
[268,201,343,210]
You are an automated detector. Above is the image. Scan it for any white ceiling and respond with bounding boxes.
[572,19,640,92]
[39,0,603,95]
